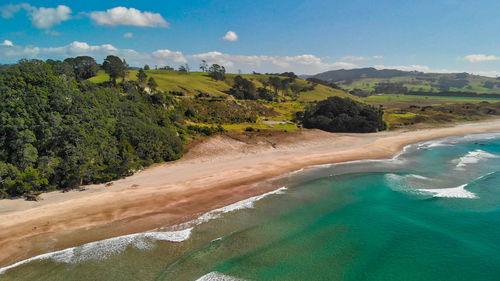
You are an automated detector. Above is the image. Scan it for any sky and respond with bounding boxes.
[1,0,500,75]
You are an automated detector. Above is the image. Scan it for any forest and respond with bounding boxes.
[0,59,184,197]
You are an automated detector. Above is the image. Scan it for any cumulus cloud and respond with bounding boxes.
[189,52,356,73]
[1,40,14,46]
[0,3,71,29]
[30,5,71,29]
[152,49,187,63]
[464,54,500,63]
[374,64,431,72]
[0,3,30,18]
[123,32,133,38]
[340,56,368,62]
[0,41,184,67]
[373,55,383,59]
[89,7,168,27]
[222,31,238,41]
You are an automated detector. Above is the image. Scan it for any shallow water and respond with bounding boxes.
[2,132,500,281]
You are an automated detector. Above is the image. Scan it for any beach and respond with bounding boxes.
[2,119,500,269]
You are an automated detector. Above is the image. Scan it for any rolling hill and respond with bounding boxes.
[89,70,355,102]
[306,67,500,95]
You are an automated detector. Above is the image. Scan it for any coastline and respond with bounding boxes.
[2,119,500,269]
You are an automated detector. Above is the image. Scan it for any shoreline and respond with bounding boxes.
[2,119,500,269]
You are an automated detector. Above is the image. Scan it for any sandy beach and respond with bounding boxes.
[2,119,500,268]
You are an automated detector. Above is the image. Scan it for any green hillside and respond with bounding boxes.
[308,68,500,95]
[89,70,354,102]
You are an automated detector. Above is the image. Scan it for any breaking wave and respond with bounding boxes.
[196,272,246,281]
[0,186,288,275]
[455,149,498,169]
[418,184,478,199]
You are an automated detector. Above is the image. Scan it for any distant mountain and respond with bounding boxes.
[305,68,500,95]
[307,67,418,82]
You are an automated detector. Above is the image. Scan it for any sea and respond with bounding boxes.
[1,132,500,281]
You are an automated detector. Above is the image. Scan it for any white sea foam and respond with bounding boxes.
[418,184,477,199]
[455,149,498,168]
[407,174,431,180]
[0,186,288,275]
[0,228,193,274]
[196,272,246,281]
[190,186,287,226]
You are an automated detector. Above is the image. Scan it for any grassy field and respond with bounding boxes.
[88,70,353,101]
[365,94,500,130]
[364,94,500,105]
[88,71,500,132]
[338,74,500,94]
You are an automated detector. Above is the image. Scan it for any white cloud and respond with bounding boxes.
[464,54,500,63]
[89,7,168,27]
[189,52,356,73]
[0,3,29,18]
[373,56,383,60]
[222,31,238,41]
[123,32,133,38]
[374,64,431,72]
[1,40,14,46]
[340,56,368,62]
[152,49,187,63]
[30,5,71,29]
[0,4,71,29]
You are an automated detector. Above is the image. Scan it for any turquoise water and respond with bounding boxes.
[2,132,500,281]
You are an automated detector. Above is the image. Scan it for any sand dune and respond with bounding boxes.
[1,119,500,268]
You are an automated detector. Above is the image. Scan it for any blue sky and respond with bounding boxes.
[1,0,500,75]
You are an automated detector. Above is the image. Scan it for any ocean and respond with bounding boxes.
[2,132,500,281]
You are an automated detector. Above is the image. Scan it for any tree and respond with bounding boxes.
[268,77,281,95]
[298,97,386,133]
[178,65,188,73]
[200,60,208,72]
[64,56,99,81]
[208,64,226,81]
[102,55,128,84]
[144,64,150,70]
[148,77,158,91]
[228,75,256,100]
[137,68,147,84]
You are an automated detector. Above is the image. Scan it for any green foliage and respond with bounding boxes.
[148,77,158,91]
[228,75,257,99]
[208,64,226,81]
[64,56,99,81]
[0,59,183,197]
[137,68,147,84]
[102,55,128,84]
[187,124,226,136]
[298,97,386,133]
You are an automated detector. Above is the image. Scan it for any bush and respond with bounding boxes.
[298,97,386,133]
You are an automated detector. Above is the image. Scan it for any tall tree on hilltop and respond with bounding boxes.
[208,64,226,81]
[199,60,208,72]
[102,55,128,84]
[64,56,99,81]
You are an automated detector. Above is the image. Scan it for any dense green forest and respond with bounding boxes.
[297,97,386,133]
[0,59,184,198]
